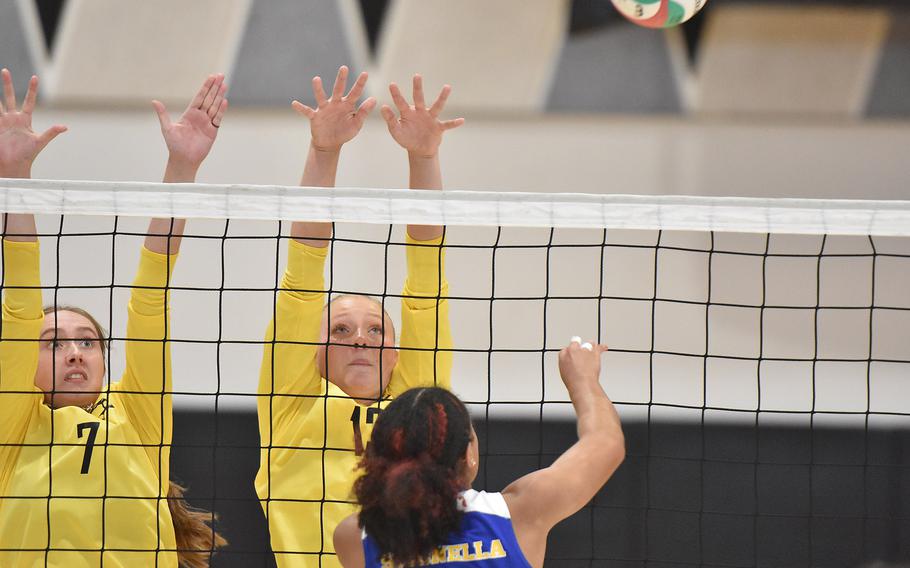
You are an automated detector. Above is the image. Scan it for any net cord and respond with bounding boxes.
[3,179,910,236]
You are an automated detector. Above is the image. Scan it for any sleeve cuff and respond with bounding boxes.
[405,233,446,296]
[133,246,177,288]
[285,239,328,292]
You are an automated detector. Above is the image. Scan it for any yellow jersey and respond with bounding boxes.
[0,240,178,568]
[256,235,452,568]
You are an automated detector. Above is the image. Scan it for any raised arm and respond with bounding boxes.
[383,76,461,393]
[291,65,375,247]
[381,74,463,240]
[0,69,66,241]
[118,75,228,451]
[147,72,229,252]
[503,338,625,566]
[0,69,65,485]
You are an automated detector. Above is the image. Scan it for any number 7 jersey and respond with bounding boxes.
[0,240,179,568]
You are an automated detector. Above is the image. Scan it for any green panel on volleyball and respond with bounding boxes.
[611,0,708,28]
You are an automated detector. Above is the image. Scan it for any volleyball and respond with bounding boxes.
[611,0,707,28]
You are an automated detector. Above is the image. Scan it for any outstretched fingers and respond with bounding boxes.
[200,74,224,112]
[2,68,18,113]
[440,117,465,131]
[21,76,39,115]
[388,82,410,113]
[428,84,451,117]
[188,75,215,111]
[412,74,426,110]
[291,99,316,119]
[211,98,228,128]
[345,71,369,103]
[207,81,228,120]
[312,75,328,107]
[354,97,377,123]
[151,100,171,130]
[331,65,349,101]
[36,124,67,151]
[380,104,397,129]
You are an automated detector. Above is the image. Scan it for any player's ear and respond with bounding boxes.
[384,346,399,368]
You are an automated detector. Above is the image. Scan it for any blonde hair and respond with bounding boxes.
[168,481,228,567]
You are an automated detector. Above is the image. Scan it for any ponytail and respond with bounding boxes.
[168,481,227,567]
[354,388,472,566]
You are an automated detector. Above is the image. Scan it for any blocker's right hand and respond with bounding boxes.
[293,65,376,153]
[0,69,67,178]
[558,337,608,389]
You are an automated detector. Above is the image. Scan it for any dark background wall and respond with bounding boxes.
[171,411,910,567]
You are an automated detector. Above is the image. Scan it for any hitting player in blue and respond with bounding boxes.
[333,337,626,567]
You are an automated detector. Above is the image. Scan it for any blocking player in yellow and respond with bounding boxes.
[256,66,462,567]
[0,68,227,567]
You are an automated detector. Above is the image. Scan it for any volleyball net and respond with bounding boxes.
[1,178,909,566]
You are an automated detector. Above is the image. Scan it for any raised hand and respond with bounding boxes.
[0,69,67,179]
[558,337,608,391]
[381,74,463,158]
[152,73,228,180]
[294,65,376,153]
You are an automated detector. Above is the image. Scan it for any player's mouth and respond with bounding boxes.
[349,358,373,366]
[62,370,88,383]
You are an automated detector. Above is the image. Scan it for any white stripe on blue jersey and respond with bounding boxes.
[362,489,532,567]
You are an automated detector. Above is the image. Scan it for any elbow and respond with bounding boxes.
[596,430,626,479]
[607,431,626,468]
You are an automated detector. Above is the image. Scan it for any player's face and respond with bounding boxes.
[34,310,105,409]
[317,296,398,401]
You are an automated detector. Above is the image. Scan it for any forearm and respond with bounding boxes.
[144,156,195,254]
[2,214,37,242]
[144,218,185,255]
[292,144,338,247]
[570,381,624,443]
[406,153,443,241]
[1,168,38,242]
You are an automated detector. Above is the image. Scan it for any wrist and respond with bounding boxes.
[0,164,33,179]
[310,141,343,156]
[408,150,439,162]
[163,157,200,182]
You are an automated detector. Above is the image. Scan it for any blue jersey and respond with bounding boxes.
[362,490,532,567]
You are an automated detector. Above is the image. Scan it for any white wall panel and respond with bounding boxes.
[42,0,252,105]
[374,0,570,112]
[696,6,889,117]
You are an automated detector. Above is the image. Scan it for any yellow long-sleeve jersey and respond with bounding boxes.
[0,240,178,568]
[256,235,452,568]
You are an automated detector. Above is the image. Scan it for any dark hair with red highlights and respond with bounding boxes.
[354,387,473,566]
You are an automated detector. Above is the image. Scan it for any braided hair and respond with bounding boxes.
[354,387,473,566]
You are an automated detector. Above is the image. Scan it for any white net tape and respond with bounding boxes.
[3,178,910,236]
